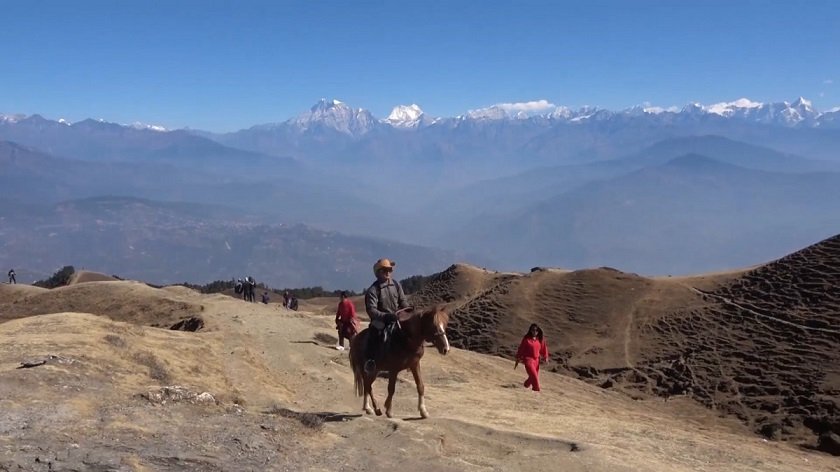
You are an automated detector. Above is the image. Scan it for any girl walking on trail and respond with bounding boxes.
[515,323,549,391]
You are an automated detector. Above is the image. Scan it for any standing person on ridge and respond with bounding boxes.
[515,323,549,391]
[8,268,15,284]
[363,258,409,374]
[335,291,359,350]
[246,276,257,303]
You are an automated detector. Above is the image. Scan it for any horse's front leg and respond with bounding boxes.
[365,374,382,416]
[384,371,398,418]
[410,363,428,419]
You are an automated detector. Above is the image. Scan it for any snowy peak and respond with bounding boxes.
[129,122,168,132]
[0,113,27,124]
[705,98,763,116]
[463,100,556,121]
[384,104,425,128]
[292,98,377,135]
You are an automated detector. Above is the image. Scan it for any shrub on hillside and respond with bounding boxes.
[400,274,432,295]
[34,265,75,289]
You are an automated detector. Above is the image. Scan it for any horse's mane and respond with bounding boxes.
[419,304,449,327]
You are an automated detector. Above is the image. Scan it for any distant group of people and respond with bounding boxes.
[234,277,300,310]
[235,276,257,302]
[282,291,298,311]
[7,269,15,284]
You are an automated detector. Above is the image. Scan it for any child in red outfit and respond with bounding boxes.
[516,323,549,391]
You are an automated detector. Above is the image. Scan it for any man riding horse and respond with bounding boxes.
[364,258,409,375]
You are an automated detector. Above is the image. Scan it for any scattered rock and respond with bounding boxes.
[141,386,217,406]
[817,432,840,456]
[17,355,75,369]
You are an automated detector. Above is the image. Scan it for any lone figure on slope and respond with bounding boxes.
[335,291,359,351]
[363,258,409,374]
[516,323,549,391]
[8,268,15,284]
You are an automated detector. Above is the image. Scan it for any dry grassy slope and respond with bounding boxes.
[411,236,840,452]
[68,270,118,284]
[0,280,204,328]
[1,281,837,470]
[411,264,698,369]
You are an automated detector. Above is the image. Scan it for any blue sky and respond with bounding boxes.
[1,0,838,132]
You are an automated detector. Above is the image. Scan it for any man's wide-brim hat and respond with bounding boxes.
[373,258,396,275]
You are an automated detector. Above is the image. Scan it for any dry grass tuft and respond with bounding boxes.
[265,405,324,430]
[103,334,127,348]
[133,351,172,384]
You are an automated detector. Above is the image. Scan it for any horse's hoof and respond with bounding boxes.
[375,408,383,416]
[420,408,429,419]
[386,410,393,418]
[364,408,374,415]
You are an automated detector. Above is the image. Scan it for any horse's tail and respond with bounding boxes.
[351,332,365,397]
[353,364,364,397]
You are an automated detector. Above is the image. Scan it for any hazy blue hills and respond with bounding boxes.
[447,154,840,274]
[0,140,404,239]
[0,196,464,289]
[3,103,840,283]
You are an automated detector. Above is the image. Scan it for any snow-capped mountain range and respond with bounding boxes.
[0,113,168,132]
[2,96,837,138]
[232,96,839,137]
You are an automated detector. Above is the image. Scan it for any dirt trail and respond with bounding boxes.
[199,297,834,472]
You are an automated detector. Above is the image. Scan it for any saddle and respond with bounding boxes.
[371,307,413,344]
[371,319,398,348]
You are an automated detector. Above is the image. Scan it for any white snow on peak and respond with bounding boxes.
[705,98,763,115]
[642,106,678,114]
[792,96,813,108]
[827,106,840,113]
[1,113,26,124]
[623,103,678,115]
[58,118,71,125]
[466,99,556,120]
[129,122,168,132]
[293,99,376,135]
[550,106,573,119]
[385,104,425,128]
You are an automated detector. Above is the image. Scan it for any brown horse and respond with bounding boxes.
[349,305,450,419]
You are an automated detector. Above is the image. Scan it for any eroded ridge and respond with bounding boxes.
[639,235,840,449]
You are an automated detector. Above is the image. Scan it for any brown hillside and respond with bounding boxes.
[411,236,840,452]
[68,270,118,284]
[0,280,205,329]
[2,282,834,470]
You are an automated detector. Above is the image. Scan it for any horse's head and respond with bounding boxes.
[420,305,450,355]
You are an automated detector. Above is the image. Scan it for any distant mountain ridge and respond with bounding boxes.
[0,196,464,289]
[4,96,838,139]
[448,153,840,274]
[3,98,840,281]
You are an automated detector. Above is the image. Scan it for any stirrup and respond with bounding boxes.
[364,359,376,375]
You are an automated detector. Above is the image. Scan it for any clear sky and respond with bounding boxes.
[1,0,838,132]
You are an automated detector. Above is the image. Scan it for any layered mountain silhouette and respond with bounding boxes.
[2,98,839,283]
[443,153,840,274]
[0,196,460,288]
